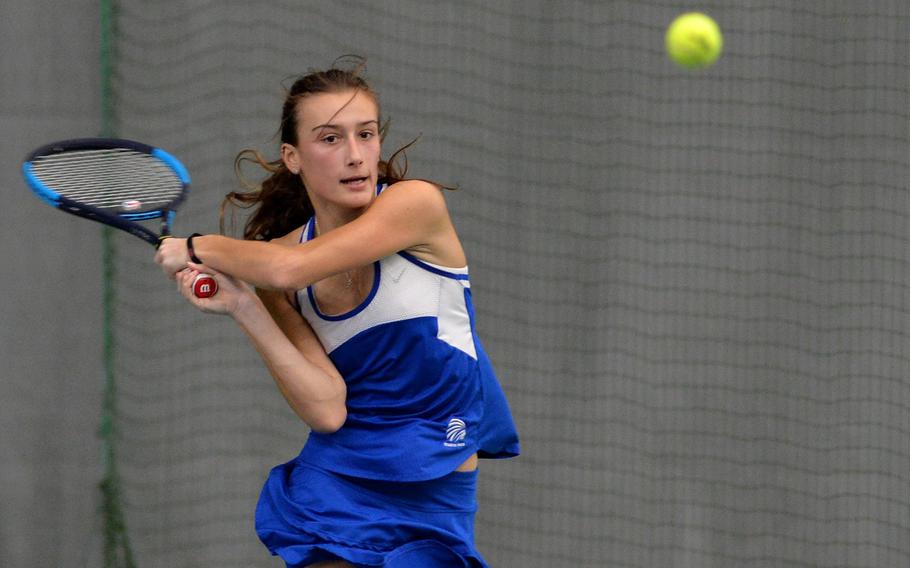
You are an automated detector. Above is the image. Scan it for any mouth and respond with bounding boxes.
[341,176,369,188]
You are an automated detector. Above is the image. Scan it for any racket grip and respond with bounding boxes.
[192,273,218,298]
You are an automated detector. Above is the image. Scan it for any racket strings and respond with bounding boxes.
[30,148,184,211]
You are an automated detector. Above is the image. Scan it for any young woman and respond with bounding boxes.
[155,61,519,567]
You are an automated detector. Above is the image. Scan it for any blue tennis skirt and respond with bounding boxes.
[255,457,488,567]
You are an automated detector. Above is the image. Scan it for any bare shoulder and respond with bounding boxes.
[385,178,444,194]
[376,180,465,266]
[375,179,450,217]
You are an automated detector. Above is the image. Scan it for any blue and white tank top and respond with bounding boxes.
[293,189,520,482]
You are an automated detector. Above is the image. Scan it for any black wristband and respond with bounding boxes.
[186,233,203,264]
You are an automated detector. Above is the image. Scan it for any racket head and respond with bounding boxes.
[22,138,191,245]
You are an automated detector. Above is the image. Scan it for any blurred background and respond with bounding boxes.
[3,1,909,567]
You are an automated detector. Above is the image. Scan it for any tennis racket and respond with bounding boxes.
[21,137,217,298]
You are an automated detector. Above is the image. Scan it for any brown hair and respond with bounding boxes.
[221,57,421,241]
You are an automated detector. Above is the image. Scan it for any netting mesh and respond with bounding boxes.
[107,1,910,566]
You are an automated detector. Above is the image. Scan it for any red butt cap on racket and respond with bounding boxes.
[192,273,218,298]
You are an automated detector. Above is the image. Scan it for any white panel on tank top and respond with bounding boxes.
[296,220,477,359]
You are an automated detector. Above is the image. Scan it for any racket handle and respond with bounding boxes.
[192,273,218,298]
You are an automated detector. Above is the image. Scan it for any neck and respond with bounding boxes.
[309,190,373,234]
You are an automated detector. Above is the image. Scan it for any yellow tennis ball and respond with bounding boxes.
[666,12,723,70]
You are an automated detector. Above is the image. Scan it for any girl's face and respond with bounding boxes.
[282,89,381,217]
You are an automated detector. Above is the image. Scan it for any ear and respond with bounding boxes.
[280,143,300,175]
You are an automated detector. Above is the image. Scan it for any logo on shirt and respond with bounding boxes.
[391,266,407,283]
[445,417,467,447]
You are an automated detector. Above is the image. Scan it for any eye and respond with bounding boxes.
[360,130,376,140]
[322,134,340,144]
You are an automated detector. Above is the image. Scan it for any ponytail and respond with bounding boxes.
[220,149,314,241]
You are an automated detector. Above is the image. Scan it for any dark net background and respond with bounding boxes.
[4,1,910,567]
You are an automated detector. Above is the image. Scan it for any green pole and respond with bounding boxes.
[99,1,136,566]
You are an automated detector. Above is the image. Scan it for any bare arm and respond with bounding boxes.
[243,287,347,432]
[157,180,463,290]
[175,268,346,433]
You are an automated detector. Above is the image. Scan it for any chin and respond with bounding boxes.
[346,189,376,210]
[348,178,377,195]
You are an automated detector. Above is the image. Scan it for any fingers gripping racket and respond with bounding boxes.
[22,138,217,298]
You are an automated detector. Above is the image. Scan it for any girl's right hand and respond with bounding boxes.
[175,264,254,317]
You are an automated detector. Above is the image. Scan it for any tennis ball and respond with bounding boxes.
[666,12,723,70]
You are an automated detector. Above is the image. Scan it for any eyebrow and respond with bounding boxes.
[311,119,379,132]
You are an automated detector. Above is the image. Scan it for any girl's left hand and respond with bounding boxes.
[175,264,253,317]
[155,237,189,279]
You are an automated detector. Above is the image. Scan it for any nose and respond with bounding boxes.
[346,137,364,166]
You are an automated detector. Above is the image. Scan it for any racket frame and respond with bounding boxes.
[22,138,191,246]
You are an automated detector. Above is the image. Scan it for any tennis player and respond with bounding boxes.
[155,59,520,567]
